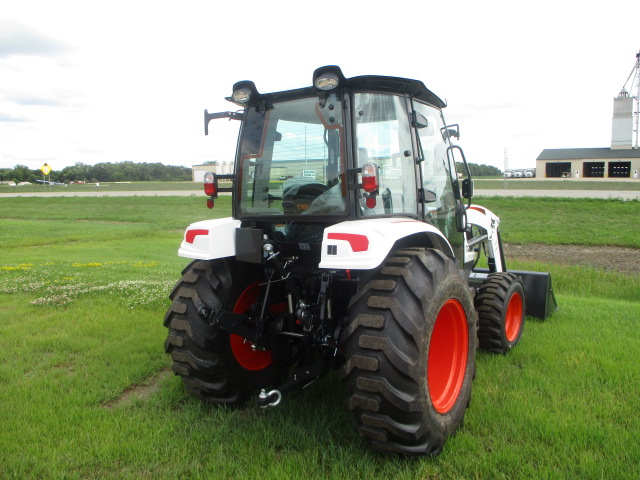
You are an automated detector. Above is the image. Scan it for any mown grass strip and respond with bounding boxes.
[477,197,640,248]
[2,195,638,247]
[474,179,640,191]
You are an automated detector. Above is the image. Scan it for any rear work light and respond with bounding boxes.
[204,171,217,209]
[361,162,379,193]
[361,162,379,209]
[204,172,216,196]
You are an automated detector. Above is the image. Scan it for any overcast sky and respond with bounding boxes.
[1,0,638,174]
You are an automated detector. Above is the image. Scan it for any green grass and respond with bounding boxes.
[476,197,640,248]
[0,196,638,479]
[3,179,639,195]
[474,179,640,191]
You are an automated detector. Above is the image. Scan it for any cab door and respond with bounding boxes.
[412,101,464,260]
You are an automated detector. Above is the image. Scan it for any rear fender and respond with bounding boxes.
[178,217,241,260]
[319,218,452,270]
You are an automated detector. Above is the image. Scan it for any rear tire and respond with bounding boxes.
[341,248,477,456]
[475,272,525,354]
[163,259,285,404]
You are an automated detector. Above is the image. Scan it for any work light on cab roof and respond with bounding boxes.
[314,72,340,90]
[313,66,345,91]
[228,80,259,106]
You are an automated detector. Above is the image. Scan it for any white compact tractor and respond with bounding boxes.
[164,66,556,456]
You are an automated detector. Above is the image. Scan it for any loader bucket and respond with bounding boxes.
[469,269,557,320]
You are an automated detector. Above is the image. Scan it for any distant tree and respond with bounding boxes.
[1,165,40,183]
[456,162,502,177]
[56,161,191,182]
[4,161,204,183]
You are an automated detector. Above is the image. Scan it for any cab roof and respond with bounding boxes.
[228,66,446,109]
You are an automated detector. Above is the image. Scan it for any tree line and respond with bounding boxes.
[0,162,192,183]
[455,162,502,177]
[1,161,503,184]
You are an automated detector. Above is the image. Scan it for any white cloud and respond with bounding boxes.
[0,21,71,58]
[0,0,638,172]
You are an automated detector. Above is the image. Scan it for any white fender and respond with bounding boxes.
[178,217,242,260]
[319,218,453,270]
[465,205,504,270]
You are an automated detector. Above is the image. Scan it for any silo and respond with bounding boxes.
[611,90,634,149]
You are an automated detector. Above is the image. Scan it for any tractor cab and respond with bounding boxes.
[203,66,471,263]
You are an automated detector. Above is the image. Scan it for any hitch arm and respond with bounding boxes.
[198,307,271,349]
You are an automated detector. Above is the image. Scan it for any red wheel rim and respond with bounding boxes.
[504,291,523,342]
[428,299,469,414]
[229,283,273,371]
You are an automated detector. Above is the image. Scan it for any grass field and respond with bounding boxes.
[1,196,639,479]
[2,178,640,195]
[474,179,640,191]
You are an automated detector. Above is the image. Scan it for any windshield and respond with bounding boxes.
[237,95,346,217]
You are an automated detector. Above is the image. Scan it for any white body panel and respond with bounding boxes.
[319,218,452,270]
[178,217,242,259]
[465,204,504,271]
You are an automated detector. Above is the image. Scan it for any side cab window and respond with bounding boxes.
[354,93,417,216]
[412,101,457,238]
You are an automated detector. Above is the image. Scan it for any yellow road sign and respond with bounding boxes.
[40,163,52,175]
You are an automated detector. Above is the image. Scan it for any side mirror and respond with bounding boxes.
[461,178,474,199]
[421,189,437,203]
[412,111,429,129]
[441,124,460,140]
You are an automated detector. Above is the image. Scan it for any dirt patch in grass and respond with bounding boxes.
[504,244,640,276]
[103,366,173,408]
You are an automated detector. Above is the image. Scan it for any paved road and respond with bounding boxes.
[1,189,638,200]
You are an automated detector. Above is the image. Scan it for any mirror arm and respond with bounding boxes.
[204,110,243,135]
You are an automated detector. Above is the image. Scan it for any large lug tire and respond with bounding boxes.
[341,248,477,456]
[475,272,525,354]
[163,259,285,404]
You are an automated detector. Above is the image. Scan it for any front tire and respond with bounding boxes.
[475,272,525,353]
[163,259,285,404]
[341,248,477,456]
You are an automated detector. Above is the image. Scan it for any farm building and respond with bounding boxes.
[536,148,640,179]
[192,162,235,182]
[536,53,640,180]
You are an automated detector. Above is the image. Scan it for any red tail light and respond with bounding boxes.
[203,172,216,196]
[361,162,379,193]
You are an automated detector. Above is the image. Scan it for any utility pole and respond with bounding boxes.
[504,147,508,173]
